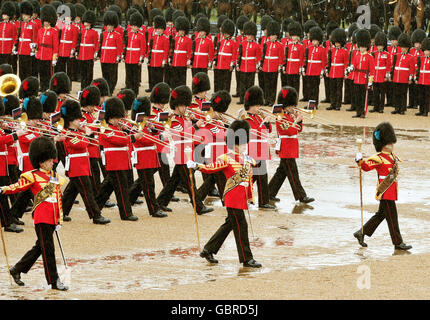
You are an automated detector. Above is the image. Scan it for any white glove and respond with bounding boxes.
[116,56,121,63]
[93,52,98,60]
[30,43,37,49]
[52,59,57,66]
[0,187,3,194]
[243,154,252,163]
[186,160,197,169]
[355,152,363,163]
[55,224,62,231]
[30,51,36,56]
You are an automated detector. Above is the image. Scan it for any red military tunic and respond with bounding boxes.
[36,27,59,61]
[99,124,131,171]
[305,45,327,76]
[0,130,18,176]
[275,112,303,159]
[238,40,262,73]
[373,50,392,83]
[347,44,359,80]
[170,114,197,165]
[215,37,237,70]
[125,30,146,64]
[150,106,170,154]
[1,168,66,225]
[100,30,122,64]
[262,40,284,73]
[81,110,101,159]
[0,21,18,54]
[392,52,415,83]
[192,35,214,69]
[245,112,271,160]
[359,152,399,201]
[328,47,348,78]
[171,34,192,67]
[132,126,160,169]
[149,33,169,67]
[18,130,40,172]
[63,129,91,178]
[417,55,430,85]
[18,20,36,56]
[6,141,18,168]
[352,52,375,85]
[78,28,99,61]
[203,120,227,164]
[284,41,304,75]
[58,23,79,57]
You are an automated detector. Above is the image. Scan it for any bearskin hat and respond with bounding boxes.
[149,8,162,23]
[369,24,381,39]
[82,10,96,25]
[243,21,257,37]
[130,4,145,20]
[374,31,387,48]
[40,4,57,26]
[129,12,143,27]
[164,7,175,22]
[20,1,34,16]
[19,76,39,99]
[104,10,118,28]
[373,122,396,152]
[30,0,40,16]
[63,3,76,21]
[304,19,318,34]
[260,15,272,31]
[211,90,231,113]
[1,1,15,18]
[170,85,192,110]
[287,21,302,37]
[277,86,298,107]
[126,8,138,22]
[388,26,402,41]
[154,15,166,30]
[131,96,151,120]
[175,16,190,34]
[51,1,61,11]
[80,86,100,107]
[196,17,210,34]
[104,97,125,121]
[150,82,171,104]
[236,15,249,31]
[422,37,430,51]
[49,72,71,95]
[267,20,281,37]
[117,89,136,111]
[398,33,411,48]
[411,29,427,45]
[221,19,235,36]
[309,26,323,43]
[192,72,210,94]
[3,94,19,116]
[193,13,205,28]
[61,99,82,127]
[282,18,294,33]
[244,86,264,110]
[0,64,12,76]
[13,1,19,18]
[107,4,122,22]
[22,96,42,120]
[91,78,110,97]
[348,22,358,38]
[217,15,228,29]
[75,3,86,19]
[40,90,57,113]
[326,21,338,39]
[173,10,185,24]
[356,28,371,49]
[29,136,57,169]
[331,28,347,46]
[226,120,250,148]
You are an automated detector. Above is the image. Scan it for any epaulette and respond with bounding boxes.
[20,170,35,183]
[367,154,383,164]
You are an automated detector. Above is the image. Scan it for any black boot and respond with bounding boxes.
[104,200,116,208]
[9,266,24,286]
[395,243,412,251]
[12,217,24,225]
[160,205,172,212]
[300,196,315,204]
[198,206,214,215]
[134,199,144,205]
[171,196,180,202]
[243,259,262,268]
[353,230,368,247]
[259,203,276,209]
[4,223,23,233]
[63,216,71,222]
[51,278,68,291]
[93,215,111,224]
[151,210,168,218]
[200,249,218,263]
[208,188,219,197]
[121,215,138,221]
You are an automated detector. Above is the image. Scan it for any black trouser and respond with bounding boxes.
[353,83,367,116]
[11,189,33,219]
[258,70,264,91]
[306,76,320,103]
[0,176,14,227]
[409,83,418,107]
[197,171,226,202]
[56,141,66,167]
[14,223,58,285]
[285,74,300,95]
[204,207,253,263]
[31,56,38,77]
[385,81,393,106]
[55,56,73,79]
[329,77,343,109]
[7,165,19,205]
[349,83,358,111]
[234,69,240,95]
[281,72,288,87]
[373,82,386,112]
[157,164,205,213]
[238,72,255,103]
[125,63,140,96]
[0,53,11,65]
[62,175,102,219]
[11,54,17,74]
[19,55,33,80]
[101,62,118,94]
[263,72,278,105]
[170,66,187,88]
[268,158,307,201]
[393,82,409,113]
[192,68,207,76]
[156,153,170,187]
[418,84,430,115]
[38,59,53,91]
[80,59,94,90]
[96,170,133,219]
[214,69,232,93]
[362,200,403,246]
[129,168,161,215]
[302,75,310,101]
[323,74,330,101]
[89,158,102,194]
[251,160,270,206]
[71,57,80,81]
[344,78,353,104]
[149,66,165,90]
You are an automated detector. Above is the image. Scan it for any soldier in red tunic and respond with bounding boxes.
[282,21,303,93]
[187,120,262,268]
[17,1,36,80]
[385,26,402,107]
[354,122,412,251]
[343,23,358,106]
[300,19,318,102]
[321,21,338,104]
[268,87,314,204]
[5,136,69,290]
[0,1,18,66]
[148,16,169,91]
[416,37,430,116]
[30,0,42,78]
[408,29,426,110]
[191,17,214,76]
[169,16,192,88]
[232,15,249,99]
[257,15,273,93]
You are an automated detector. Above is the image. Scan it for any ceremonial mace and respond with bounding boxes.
[356,138,364,235]
[0,219,12,285]
[185,147,201,252]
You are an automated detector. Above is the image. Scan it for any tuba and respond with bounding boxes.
[0,73,21,97]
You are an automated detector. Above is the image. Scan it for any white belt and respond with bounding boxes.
[308,60,322,63]
[242,56,256,60]
[65,152,89,171]
[194,52,208,56]
[102,46,117,50]
[331,63,344,66]
[239,182,249,187]
[60,40,73,44]
[375,66,386,70]
[18,153,29,171]
[173,140,192,145]
[219,52,232,56]
[249,139,268,143]
[80,43,95,47]
[152,49,164,53]
[44,197,57,204]
[104,147,128,152]
[288,58,300,62]
[127,47,141,51]
[379,176,387,179]
[131,146,156,165]
[420,70,430,73]
[395,66,409,71]
[265,56,279,60]
[279,135,297,139]
[174,50,187,54]
[134,146,157,151]
[19,38,31,42]
[0,151,7,156]
[0,38,12,41]
[204,142,226,159]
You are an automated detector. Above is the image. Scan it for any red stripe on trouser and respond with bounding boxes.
[143,171,155,213]
[39,225,51,284]
[115,171,128,217]
[233,211,247,262]
[78,177,94,218]
[385,201,398,244]
[286,160,299,197]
